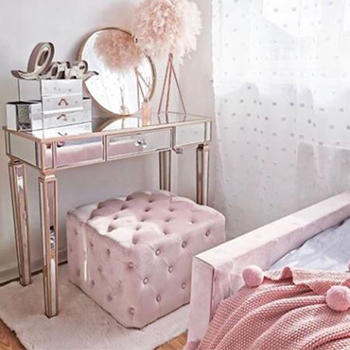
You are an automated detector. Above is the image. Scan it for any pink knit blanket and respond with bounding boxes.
[199,268,350,350]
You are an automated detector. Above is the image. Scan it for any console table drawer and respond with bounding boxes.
[44,137,103,169]
[174,123,207,147]
[107,129,171,159]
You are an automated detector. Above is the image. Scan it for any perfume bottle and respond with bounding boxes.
[142,99,151,126]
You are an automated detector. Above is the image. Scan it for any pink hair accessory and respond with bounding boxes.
[326,286,350,312]
[242,265,264,288]
[133,0,202,63]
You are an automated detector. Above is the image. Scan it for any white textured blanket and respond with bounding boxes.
[271,217,350,271]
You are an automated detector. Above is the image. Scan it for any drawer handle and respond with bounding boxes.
[58,98,69,107]
[57,114,68,121]
[57,132,68,147]
[173,146,184,154]
[135,139,148,149]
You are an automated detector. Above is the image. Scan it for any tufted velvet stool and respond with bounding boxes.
[67,190,225,328]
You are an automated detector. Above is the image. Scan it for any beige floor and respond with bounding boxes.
[0,319,186,350]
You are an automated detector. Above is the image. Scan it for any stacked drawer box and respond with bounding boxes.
[7,79,92,131]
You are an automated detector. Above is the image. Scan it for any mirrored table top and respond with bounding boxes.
[5,112,212,142]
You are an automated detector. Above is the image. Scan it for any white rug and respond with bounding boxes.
[0,265,189,350]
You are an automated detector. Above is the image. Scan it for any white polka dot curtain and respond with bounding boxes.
[211,0,350,238]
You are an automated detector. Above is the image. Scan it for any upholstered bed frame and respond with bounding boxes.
[185,192,350,348]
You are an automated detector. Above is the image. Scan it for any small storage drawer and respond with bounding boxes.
[43,98,91,129]
[41,79,83,96]
[19,79,83,100]
[174,123,207,147]
[6,101,42,131]
[42,93,83,114]
[32,122,93,139]
[107,129,171,159]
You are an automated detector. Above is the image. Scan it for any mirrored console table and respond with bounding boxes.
[4,112,212,318]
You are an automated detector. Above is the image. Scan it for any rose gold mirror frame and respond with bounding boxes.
[78,27,157,118]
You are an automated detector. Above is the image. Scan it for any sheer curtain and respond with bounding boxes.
[212,0,350,238]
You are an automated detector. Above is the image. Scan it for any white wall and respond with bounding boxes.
[0,0,214,282]
[178,0,215,201]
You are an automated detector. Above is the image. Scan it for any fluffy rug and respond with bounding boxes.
[0,264,189,350]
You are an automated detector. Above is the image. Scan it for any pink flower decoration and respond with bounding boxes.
[94,30,144,72]
[133,0,202,62]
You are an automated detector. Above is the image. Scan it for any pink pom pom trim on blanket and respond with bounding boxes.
[326,286,350,312]
[242,265,264,287]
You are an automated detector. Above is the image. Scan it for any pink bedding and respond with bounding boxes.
[198,268,350,350]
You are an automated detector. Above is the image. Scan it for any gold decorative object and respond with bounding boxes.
[11,42,97,80]
[133,0,202,119]
[157,53,186,118]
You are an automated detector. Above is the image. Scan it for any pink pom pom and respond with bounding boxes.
[242,265,264,287]
[326,286,350,312]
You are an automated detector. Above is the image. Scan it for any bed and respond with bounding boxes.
[185,192,350,349]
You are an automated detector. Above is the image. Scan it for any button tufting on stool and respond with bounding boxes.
[67,190,225,329]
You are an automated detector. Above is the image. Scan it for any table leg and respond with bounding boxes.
[196,144,210,205]
[38,173,58,318]
[8,159,31,286]
[159,150,171,191]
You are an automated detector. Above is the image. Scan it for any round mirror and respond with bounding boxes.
[79,28,156,116]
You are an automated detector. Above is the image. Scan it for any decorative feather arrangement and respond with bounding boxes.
[133,0,202,117]
[133,0,201,63]
[94,30,143,72]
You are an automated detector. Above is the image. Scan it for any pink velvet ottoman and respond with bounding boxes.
[67,190,225,328]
